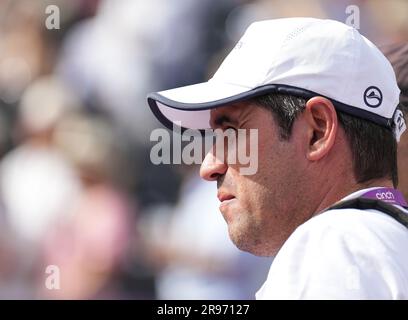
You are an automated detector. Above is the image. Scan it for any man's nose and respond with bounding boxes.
[200,148,228,181]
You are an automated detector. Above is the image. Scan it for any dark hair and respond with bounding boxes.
[381,43,408,114]
[254,94,398,187]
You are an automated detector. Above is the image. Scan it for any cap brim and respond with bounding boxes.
[147,81,251,131]
[147,82,320,131]
[148,82,395,132]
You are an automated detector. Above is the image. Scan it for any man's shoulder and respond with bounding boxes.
[297,206,408,240]
[281,207,408,258]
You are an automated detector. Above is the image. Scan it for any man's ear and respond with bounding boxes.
[303,96,338,161]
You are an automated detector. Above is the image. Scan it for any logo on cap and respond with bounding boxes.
[363,86,383,108]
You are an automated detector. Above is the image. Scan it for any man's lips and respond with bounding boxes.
[217,192,235,203]
[218,191,236,220]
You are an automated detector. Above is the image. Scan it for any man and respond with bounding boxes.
[147,18,408,299]
[383,43,408,200]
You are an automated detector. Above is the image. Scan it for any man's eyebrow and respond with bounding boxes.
[213,114,237,127]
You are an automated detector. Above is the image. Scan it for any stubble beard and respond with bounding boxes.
[227,210,274,256]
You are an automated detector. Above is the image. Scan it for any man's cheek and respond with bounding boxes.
[237,128,259,176]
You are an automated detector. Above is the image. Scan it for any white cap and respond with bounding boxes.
[147,18,405,141]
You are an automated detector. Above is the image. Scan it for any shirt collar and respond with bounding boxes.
[340,186,387,202]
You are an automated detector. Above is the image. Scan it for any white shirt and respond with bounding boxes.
[256,187,408,299]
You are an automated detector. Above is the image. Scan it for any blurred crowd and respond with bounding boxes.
[0,0,407,299]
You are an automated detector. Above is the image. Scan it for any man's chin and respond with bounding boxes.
[228,227,278,256]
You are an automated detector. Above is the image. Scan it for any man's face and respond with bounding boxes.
[200,102,309,256]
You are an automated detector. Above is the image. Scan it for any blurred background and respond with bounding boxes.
[0,0,407,299]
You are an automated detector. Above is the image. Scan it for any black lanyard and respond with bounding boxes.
[324,197,408,229]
